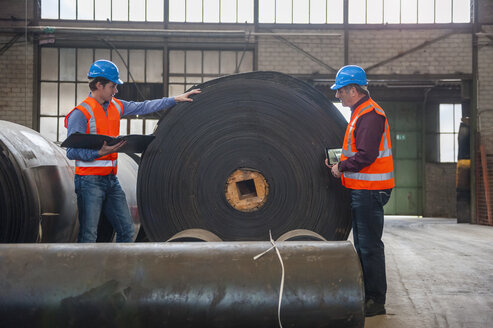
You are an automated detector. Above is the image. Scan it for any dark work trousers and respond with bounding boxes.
[351,188,392,304]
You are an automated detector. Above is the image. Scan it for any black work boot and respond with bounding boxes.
[365,299,386,317]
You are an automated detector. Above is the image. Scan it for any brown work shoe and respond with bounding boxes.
[365,299,386,317]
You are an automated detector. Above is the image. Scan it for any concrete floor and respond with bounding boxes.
[363,216,493,328]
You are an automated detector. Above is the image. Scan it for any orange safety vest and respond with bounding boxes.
[64,96,123,176]
[340,98,395,190]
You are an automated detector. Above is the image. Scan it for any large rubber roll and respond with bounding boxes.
[0,120,78,242]
[0,121,141,243]
[138,71,351,242]
[0,241,364,327]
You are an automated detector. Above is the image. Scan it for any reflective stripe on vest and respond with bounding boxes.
[79,102,97,134]
[75,160,118,168]
[345,104,372,153]
[111,99,122,116]
[342,148,392,158]
[344,171,394,181]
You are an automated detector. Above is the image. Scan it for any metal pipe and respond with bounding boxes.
[0,26,246,37]
[0,241,364,327]
[251,32,340,36]
[0,26,340,38]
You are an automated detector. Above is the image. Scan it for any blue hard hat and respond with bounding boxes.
[331,65,367,90]
[88,60,123,85]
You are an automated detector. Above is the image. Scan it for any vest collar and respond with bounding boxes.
[350,95,370,112]
[88,93,110,111]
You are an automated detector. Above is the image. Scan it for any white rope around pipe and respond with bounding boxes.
[253,231,285,328]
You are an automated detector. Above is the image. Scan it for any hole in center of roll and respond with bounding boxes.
[236,179,257,199]
[225,169,269,212]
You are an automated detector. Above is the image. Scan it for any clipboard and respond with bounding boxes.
[61,133,155,153]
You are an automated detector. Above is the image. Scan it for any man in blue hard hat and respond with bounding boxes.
[325,65,394,317]
[65,59,201,243]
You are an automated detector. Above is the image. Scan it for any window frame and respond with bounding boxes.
[438,103,462,163]
[39,46,167,140]
[167,48,254,95]
[40,0,472,25]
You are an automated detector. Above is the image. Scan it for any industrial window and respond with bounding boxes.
[40,0,254,23]
[39,47,162,142]
[169,0,254,23]
[41,0,470,24]
[348,0,471,24]
[41,0,165,21]
[168,49,254,95]
[258,0,470,24]
[259,0,344,24]
[439,103,461,163]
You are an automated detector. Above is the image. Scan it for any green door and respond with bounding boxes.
[381,101,422,215]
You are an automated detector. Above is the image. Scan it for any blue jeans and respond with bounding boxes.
[351,189,392,305]
[75,174,134,243]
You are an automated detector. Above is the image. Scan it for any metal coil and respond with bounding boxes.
[138,72,351,242]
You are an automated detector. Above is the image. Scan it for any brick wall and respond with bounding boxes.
[257,29,344,75]
[0,36,34,128]
[349,29,472,75]
[0,0,34,20]
[479,0,493,23]
[476,23,493,225]
[257,28,472,76]
[477,25,493,153]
